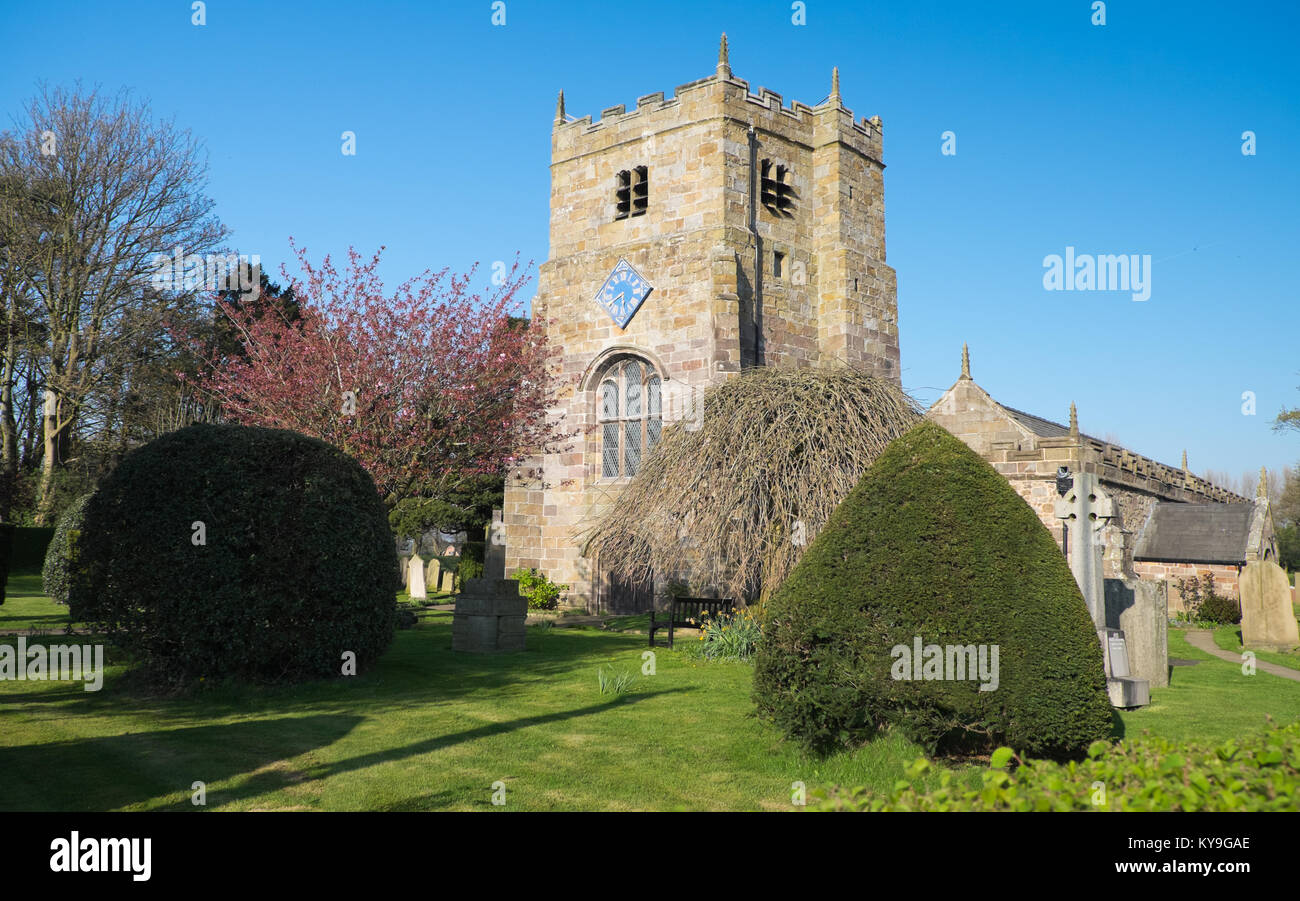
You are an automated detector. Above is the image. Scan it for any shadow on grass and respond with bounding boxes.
[1,573,78,632]
[0,617,662,725]
[0,713,365,812]
[152,687,693,810]
[0,614,75,632]
[1109,706,1126,740]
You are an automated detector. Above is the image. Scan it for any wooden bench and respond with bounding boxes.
[649,597,735,649]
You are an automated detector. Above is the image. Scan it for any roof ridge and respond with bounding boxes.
[997,402,1098,442]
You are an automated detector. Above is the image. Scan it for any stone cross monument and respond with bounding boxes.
[1054,470,1150,708]
[1054,470,1112,626]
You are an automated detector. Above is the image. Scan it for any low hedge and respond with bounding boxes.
[514,567,567,610]
[1198,594,1242,625]
[814,720,1300,811]
[11,526,55,572]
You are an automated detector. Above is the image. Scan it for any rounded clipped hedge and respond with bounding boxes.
[68,423,400,686]
[753,420,1113,760]
[42,492,94,605]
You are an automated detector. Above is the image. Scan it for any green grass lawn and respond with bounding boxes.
[0,592,956,811]
[1115,630,1300,744]
[3,571,1299,811]
[1209,624,1300,672]
[0,572,87,634]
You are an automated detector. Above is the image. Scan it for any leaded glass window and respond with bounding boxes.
[597,358,662,478]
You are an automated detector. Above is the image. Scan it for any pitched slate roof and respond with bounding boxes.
[1000,404,1096,441]
[1133,502,1256,564]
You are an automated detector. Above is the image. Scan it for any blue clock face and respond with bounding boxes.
[594,259,653,329]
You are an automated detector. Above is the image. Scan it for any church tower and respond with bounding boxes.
[504,37,900,611]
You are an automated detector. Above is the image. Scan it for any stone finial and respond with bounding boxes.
[1181,449,1188,471]
[554,90,565,126]
[1069,402,1079,439]
[960,343,970,379]
[831,66,841,103]
[717,33,731,78]
[1258,466,1268,499]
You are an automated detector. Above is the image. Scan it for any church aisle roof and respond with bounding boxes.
[1000,404,1095,441]
[1133,502,1256,564]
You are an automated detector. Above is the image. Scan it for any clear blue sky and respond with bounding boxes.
[3,0,1297,481]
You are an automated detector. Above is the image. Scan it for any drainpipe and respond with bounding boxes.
[746,126,764,367]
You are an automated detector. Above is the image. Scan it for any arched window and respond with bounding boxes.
[598,357,662,478]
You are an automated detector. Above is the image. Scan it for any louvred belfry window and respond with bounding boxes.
[597,358,662,478]
[760,159,796,216]
[615,166,649,220]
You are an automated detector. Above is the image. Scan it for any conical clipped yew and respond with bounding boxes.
[753,420,1113,759]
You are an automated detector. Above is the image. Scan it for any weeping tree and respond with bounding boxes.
[584,366,921,609]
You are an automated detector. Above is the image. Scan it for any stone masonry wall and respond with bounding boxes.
[1131,561,1244,614]
[505,63,898,610]
[928,372,1249,586]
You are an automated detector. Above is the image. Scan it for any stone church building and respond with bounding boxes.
[502,38,1276,614]
[504,37,899,610]
[927,346,1277,612]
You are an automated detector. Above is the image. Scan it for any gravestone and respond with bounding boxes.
[452,578,526,652]
[425,555,458,594]
[1240,559,1300,651]
[407,553,427,600]
[1104,578,1169,687]
[396,537,416,590]
[1055,471,1150,707]
[1105,631,1131,677]
[418,530,439,557]
[436,545,461,593]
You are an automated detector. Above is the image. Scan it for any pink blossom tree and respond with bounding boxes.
[186,243,563,511]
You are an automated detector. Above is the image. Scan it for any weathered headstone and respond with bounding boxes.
[452,578,526,652]
[1104,578,1169,687]
[419,530,439,557]
[423,556,455,594]
[407,553,427,600]
[397,537,415,591]
[435,546,461,593]
[1240,559,1300,651]
[1056,471,1150,707]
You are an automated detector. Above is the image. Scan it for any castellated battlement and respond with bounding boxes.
[555,71,882,165]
